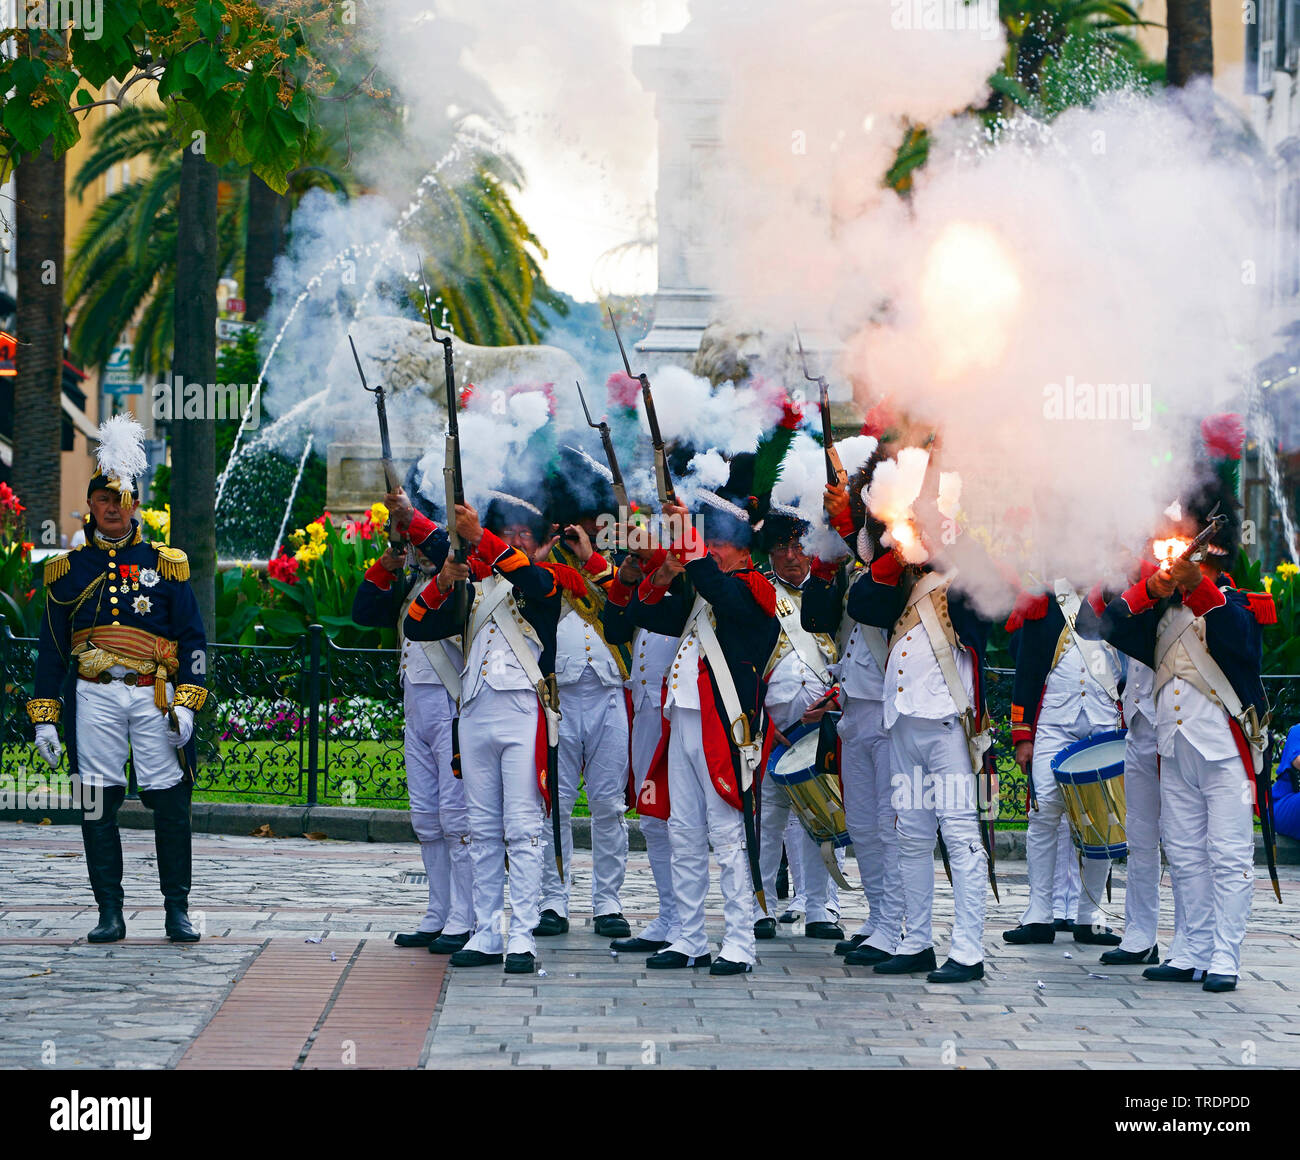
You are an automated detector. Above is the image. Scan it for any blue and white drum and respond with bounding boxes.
[767,722,852,852]
[1050,729,1129,860]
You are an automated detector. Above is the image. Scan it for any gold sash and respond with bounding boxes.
[72,625,179,712]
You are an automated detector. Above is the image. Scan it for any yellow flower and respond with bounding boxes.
[307,521,328,544]
[370,502,389,528]
[1263,575,1273,594]
[1278,562,1299,578]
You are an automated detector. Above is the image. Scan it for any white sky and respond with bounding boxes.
[457,0,691,302]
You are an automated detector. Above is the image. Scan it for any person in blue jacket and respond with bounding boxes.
[1275,725,1300,843]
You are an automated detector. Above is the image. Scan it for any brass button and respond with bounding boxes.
[641,680,647,685]
[109,586,118,594]
[898,685,904,692]
[640,665,645,672]
[672,682,678,689]
[1080,679,1085,684]
[1177,718,1183,724]
[901,651,907,657]
[108,550,116,558]
[1080,692,1086,697]
[897,669,903,675]
[110,597,118,604]
[1174,705,1180,711]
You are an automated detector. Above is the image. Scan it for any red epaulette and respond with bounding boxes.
[1005,591,1050,634]
[739,569,777,617]
[1246,590,1277,625]
[541,561,588,599]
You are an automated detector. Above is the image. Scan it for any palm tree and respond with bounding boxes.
[67,104,565,373]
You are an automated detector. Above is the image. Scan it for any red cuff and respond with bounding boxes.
[474,527,509,565]
[1121,578,1157,615]
[1085,584,1105,617]
[364,560,396,591]
[645,547,669,573]
[870,552,905,586]
[638,576,672,605]
[607,575,635,607]
[584,552,609,576]
[811,556,838,583]
[410,578,449,616]
[1010,723,1033,744]
[1184,575,1227,616]
[830,507,855,537]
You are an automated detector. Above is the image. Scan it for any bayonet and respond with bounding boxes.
[575,380,629,513]
[795,325,848,490]
[609,307,676,505]
[350,334,404,550]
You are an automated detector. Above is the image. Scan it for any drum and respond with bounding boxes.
[1050,730,1128,860]
[767,723,852,854]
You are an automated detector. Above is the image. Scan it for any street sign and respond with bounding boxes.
[226,298,246,314]
[217,318,252,342]
[103,345,142,395]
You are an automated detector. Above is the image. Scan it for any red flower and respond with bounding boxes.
[267,552,300,585]
[21,541,34,555]
[606,371,641,411]
[1201,413,1245,461]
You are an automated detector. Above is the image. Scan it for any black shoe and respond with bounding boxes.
[535,909,569,936]
[449,949,504,967]
[709,957,753,976]
[593,913,631,938]
[873,948,938,974]
[87,905,126,944]
[844,944,891,967]
[754,917,777,940]
[428,931,472,954]
[1072,923,1122,946]
[1053,918,1073,932]
[1002,923,1055,945]
[395,929,442,948]
[1100,945,1159,966]
[1202,973,1237,993]
[611,937,670,953]
[646,950,711,969]
[164,902,200,943]
[504,952,536,974]
[835,934,868,956]
[927,957,985,983]
[778,909,802,924]
[804,921,845,940]
[1142,963,1206,983]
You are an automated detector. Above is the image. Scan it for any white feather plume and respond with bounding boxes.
[94,414,148,493]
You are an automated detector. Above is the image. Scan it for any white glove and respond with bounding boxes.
[35,724,62,769]
[169,706,195,748]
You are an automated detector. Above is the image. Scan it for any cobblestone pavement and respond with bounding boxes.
[1,821,1297,1070]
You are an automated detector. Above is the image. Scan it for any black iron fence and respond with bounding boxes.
[3,624,1297,819]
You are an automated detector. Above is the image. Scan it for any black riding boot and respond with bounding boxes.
[82,785,127,943]
[140,780,199,942]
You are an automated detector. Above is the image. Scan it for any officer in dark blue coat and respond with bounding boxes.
[27,418,208,944]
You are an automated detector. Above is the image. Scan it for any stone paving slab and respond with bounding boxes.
[2,820,1298,1070]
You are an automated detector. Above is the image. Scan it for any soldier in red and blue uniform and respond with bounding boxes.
[351,489,474,953]
[27,463,208,944]
[402,497,591,975]
[843,535,995,983]
[1097,505,1272,993]
[622,491,779,975]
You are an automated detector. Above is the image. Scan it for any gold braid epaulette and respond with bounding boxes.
[44,552,72,584]
[153,543,190,581]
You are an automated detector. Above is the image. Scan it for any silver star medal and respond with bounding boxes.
[132,595,153,615]
[140,568,160,588]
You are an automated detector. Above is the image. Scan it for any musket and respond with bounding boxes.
[575,380,629,514]
[349,334,404,551]
[1174,502,1227,565]
[609,307,676,505]
[795,325,847,490]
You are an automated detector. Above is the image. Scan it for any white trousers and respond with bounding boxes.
[540,668,630,917]
[891,715,986,966]
[404,681,473,935]
[74,679,184,791]
[629,697,680,942]
[839,696,903,952]
[1020,716,1112,928]
[1162,732,1255,976]
[459,688,547,956]
[1052,817,1080,921]
[665,706,756,964]
[1120,713,1162,951]
[760,771,834,923]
